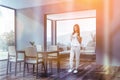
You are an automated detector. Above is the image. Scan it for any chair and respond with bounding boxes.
[36,45,43,59]
[47,45,60,73]
[6,46,24,76]
[23,46,45,78]
[36,45,45,70]
[36,45,43,52]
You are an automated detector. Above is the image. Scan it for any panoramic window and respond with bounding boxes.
[0,6,15,60]
[47,10,96,54]
[57,18,96,53]
[47,19,52,47]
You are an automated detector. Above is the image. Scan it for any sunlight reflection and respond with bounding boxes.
[103,0,110,73]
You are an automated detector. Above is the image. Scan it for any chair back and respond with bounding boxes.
[36,45,43,58]
[48,45,58,51]
[8,46,16,56]
[25,47,37,58]
[36,45,42,52]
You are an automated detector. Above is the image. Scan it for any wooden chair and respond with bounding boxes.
[47,45,60,73]
[36,45,43,52]
[6,46,24,76]
[23,46,45,78]
[36,45,45,71]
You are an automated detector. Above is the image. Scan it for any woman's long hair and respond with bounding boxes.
[72,24,80,36]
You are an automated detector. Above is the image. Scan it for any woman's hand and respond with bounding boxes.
[77,36,82,43]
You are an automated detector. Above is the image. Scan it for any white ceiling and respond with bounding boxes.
[0,0,73,9]
[47,10,96,20]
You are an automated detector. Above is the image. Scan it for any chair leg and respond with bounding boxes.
[10,62,12,72]
[49,60,52,73]
[36,64,38,78]
[33,64,35,73]
[27,64,29,72]
[15,62,17,76]
[19,62,21,72]
[42,62,45,72]
[57,59,60,73]
[23,63,26,77]
[6,60,9,75]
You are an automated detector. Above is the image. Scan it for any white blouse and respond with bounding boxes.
[71,33,80,46]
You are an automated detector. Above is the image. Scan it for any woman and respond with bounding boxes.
[68,24,82,73]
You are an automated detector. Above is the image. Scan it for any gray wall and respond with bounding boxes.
[16,8,44,50]
[111,0,120,66]
[96,0,105,65]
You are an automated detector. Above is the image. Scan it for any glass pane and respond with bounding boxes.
[0,6,15,60]
[47,19,52,47]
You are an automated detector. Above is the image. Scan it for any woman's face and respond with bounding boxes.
[74,26,78,32]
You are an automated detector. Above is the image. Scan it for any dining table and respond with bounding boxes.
[17,49,60,77]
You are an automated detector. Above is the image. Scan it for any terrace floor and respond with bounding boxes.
[0,54,120,80]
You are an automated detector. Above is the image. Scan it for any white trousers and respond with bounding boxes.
[69,46,80,69]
